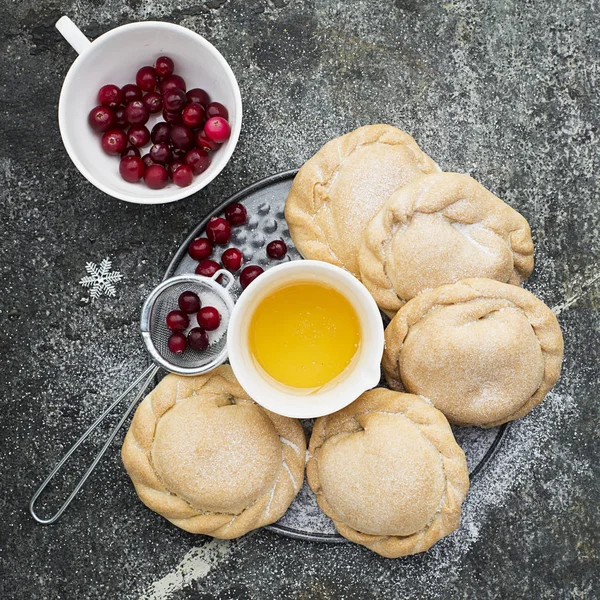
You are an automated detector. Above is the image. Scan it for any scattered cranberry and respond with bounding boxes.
[205,102,229,120]
[141,153,154,168]
[143,91,163,114]
[88,105,116,132]
[98,84,123,108]
[168,158,185,179]
[136,66,158,92]
[188,238,213,260]
[240,265,264,289]
[195,259,220,277]
[160,74,187,95]
[185,148,210,175]
[154,56,174,78]
[168,332,187,354]
[162,109,183,125]
[188,327,209,351]
[151,122,171,144]
[144,164,168,189]
[149,142,173,164]
[198,306,221,331]
[122,83,142,103]
[204,116,231,144]
[178,291,201,313]
[172,164,194,187]
[224,203,247,226]
[119,156,146,183]
[221,248,243,271]
[266,240,287,259]
[127,125,150,147]
[121,146,141,158]
[182,102,205,128]
[163,88,187,113]
[124,100,149,125]
[206,217,231,244]
[170,125,194,151]
[114,106,127,128]
[187,88,210,106]
[195,130,220,152]
[166,309,189,332]
[101,129,127,154]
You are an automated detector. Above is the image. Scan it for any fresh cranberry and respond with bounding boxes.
[114,106,127,128]
[266,240,287,259]
[101,129,127,154]
[122,83,142,103]
[98,84,123,108]
[88,105,116,132]
[197,306,221,331]
[168,159,185,179]
[188,238,213,260]
[163,89,187,113]
[144,164,168,189]
[143,91,163,114]
[185,148,210,175]
[204,117,231,144]
[240,265,264,289]
[151,122,171,144]
[206,217,231,244]
[224,203,247,226]
[136,66,158,92]
[205,102,229,120]
[195,130,220,152]
[172,164,194,187]
[195,259,220,277]
[121,146,141,158]
[221,247,243,271]
[186,88,210,106]
[188,327,209,351]
[149,142,173,164]
[178,291,201,313]
[166,309,189,332]
[141,153,154,168]
[154,56,174,78]
[160,74,186,95]
[124,100,149,125]
[119,156,146,183]
[162,110,183,125]
[127,125,150,147]
[170,125,194,151]
[182,102,205,128]
[168,332,187,354]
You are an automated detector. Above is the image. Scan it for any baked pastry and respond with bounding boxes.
[121,366,306,538]
[285,124,439,277]
[359,172,535,315]
[382,278,564,428]
[307,388,469,558]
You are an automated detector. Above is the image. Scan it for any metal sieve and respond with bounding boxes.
[30,270,235,524]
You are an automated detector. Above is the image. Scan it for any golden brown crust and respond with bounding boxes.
[382,279,564,427]
[307,389,469,558]
[359,173,535,316]
[121,366,306,538]
[284,124,439,276]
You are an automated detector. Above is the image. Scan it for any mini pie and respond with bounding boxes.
[307,388,469,558]
[121,366,306,538]
[284,124,440,277]
[382,278,564,428]
[359,172,535,315]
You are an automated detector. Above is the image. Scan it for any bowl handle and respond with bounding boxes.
[55,16,92,55]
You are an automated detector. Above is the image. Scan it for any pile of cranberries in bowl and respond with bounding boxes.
[88,56,232,189]
[188,202,288,289]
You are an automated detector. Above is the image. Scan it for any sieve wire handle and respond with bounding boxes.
[29,364,159,524]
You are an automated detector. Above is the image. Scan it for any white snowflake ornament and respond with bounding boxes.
[79,258,123,302]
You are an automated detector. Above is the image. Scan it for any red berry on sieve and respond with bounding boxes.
[168,332,187,354]
[178,291,201,314]
[187,327,209,351]
[198,306,221,331]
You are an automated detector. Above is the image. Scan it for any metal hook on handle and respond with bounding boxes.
[29,364,159,524]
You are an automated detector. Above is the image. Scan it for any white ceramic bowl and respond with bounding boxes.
[227,261,384,419]
[55,16,242,204]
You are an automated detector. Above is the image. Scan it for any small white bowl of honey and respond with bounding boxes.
[227,261,384,418]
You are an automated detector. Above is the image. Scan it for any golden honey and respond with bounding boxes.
[248,281,361,388]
